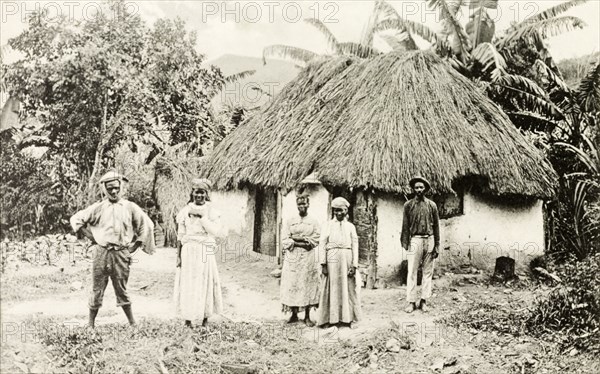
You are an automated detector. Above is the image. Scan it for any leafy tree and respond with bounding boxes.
[3,0,225,201]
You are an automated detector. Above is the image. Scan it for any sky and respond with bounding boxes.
[1,0,599,63]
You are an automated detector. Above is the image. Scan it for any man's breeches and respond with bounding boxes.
[406,236,435,303]
[89,245,132,310]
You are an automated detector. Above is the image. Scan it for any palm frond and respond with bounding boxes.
[380,34,404,51]
[573,180,590,231]
[498,16,586,49]
[303,18,340,53]
[467,0,498,45]
[446,55,469,75]
[380,32,419,52]
[337,42,380,58]
[532,60,570,92]
[224,70,256,84]
[506,111,561,132]
[374,18,438,45]
[429,0,471,57]
[376,0,401,19]
[467,0,499,10]
[398,31,419,51]
[445,0,467,14]
[524,0,589,23]
[466,9,496,46]
[548,83,580,118]
[262,45,319,65]
[494,74,550,98]
[491,74,564,118]
[556,138,599,175]
[576,62,600,112]
[582,135,600,175]
[360,0,386,48]
[471,42,505,79]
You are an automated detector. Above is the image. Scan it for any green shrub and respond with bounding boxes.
[527,253,600,353]
[0,135,72,237]
[441,254,599,353]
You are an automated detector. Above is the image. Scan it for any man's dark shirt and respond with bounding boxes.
[400,197,440,249]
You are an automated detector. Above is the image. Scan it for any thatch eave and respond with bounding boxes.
[203,51,557,200]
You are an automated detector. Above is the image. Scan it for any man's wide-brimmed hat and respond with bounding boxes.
[99,169,129,184]
[409,176,430,191]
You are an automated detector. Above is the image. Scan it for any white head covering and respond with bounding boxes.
[331,197,350,209]
[190,178,212,201]
[191,178,212,191]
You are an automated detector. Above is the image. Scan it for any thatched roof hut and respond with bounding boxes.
[203,51,556,198]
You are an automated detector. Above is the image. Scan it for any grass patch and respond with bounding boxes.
[0,268,89,303]
[34,318,356,373]
[439,300,530,336]
[32,317,415,373]
[1,266,175,304]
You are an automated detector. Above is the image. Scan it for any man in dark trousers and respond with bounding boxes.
[70,170,155,328]
[400,176,440,313]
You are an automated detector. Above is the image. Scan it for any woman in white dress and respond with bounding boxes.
[317,197,362,328]
[174,178,224,327]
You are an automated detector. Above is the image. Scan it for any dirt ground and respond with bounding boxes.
[1,246,598,373]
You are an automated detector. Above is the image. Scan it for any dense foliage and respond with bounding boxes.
[0,0,231,235]
[528,253,600,353]
[2,0,224,204]
[0,132,74,236]
[444,254,600,353]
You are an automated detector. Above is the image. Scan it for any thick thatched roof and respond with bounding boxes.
[203,51,557,198]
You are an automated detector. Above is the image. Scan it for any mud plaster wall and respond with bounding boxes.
[376,192,544,279]
[211,188,255,262]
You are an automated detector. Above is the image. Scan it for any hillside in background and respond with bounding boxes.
[558,52,600,88]
[208,54,300,109]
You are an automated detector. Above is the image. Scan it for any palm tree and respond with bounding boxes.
[374,0,591,137]
[262,0,388,65]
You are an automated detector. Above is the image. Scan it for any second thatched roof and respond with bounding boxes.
[203,51,557,198]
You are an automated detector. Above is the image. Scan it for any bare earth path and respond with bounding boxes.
[2,247,592,373]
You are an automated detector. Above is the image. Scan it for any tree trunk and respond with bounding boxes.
[354,190,378,289]
[365,193,378,289]
[87,142,104,203]
[87,92,110,204]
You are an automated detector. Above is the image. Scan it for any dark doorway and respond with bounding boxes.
[253,187,278,256]
[330,186,356,222]
[328,187,375,266]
